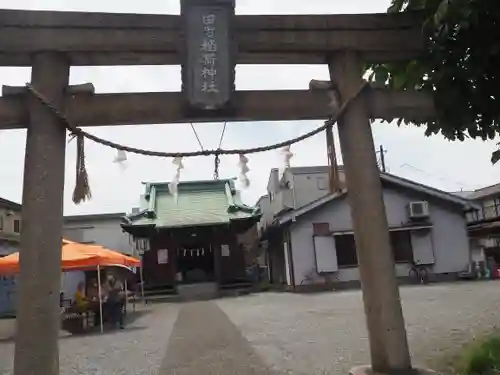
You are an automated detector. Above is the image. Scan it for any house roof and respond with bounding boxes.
[287,166,333,175]
[64,212,126,223]
[451,190,475,199]
[278,172,478,225]
[466,183,500,200]
[255,194,269,207]
[0,197,21,211]
[0,232,20,244]
[267,166,344,193]
[122,179,261,230]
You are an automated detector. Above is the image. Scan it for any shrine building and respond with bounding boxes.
[121,179,261,298]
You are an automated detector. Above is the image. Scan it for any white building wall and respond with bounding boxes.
[63,216,135,256]
[289,185,470,286]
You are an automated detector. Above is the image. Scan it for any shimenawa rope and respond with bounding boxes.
[25,81,369,204]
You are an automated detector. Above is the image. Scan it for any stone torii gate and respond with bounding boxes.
[0,2,435,375]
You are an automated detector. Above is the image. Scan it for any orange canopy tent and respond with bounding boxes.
[75,245,141,269]
[0,242,99,275]
[0,239,141,275]
[0,239,142,333]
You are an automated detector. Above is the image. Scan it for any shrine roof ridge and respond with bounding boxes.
[142,178,237,195]
[142,178,236,186]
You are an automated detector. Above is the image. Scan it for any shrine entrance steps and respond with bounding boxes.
[177,282,218,301]
[139,282,257,303]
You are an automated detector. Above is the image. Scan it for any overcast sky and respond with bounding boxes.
[0,0,498,215]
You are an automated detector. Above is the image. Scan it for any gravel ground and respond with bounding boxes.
[0,304,180,375]
[0,281,499,375]
[217,281,500,375]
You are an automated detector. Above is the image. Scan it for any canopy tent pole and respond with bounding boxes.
[139,264,145,305]
[97,265,103,333]
[59,273,65,311]
[124,279,128,314]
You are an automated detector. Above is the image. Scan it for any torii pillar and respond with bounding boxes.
[14,53,69,375]
[329,52,412,374]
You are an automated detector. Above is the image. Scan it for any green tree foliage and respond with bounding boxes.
[371,0,500,163]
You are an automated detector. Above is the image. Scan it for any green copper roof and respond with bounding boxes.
[124,179,261,229]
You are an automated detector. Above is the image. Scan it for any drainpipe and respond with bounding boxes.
[148,186,157,213]
[291,175,298,209]
[285,227,296,291]
[225,182,234,206]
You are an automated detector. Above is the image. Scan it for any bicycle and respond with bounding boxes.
[300,269,339,286]
[408,262,429,284]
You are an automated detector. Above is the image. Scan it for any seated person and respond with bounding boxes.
[103,274,125,329]
[85,278,103,326]
[86,279,99,302]
[73,282,89,312]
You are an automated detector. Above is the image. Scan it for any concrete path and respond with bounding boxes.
[159,301,278,375]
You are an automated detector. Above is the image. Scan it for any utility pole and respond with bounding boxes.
[378,145,387,172]
[326,123,341,193]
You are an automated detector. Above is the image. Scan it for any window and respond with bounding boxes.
[13,219,20,233]
[335,234,358,267]
[221,244,230,257]
[482,198,500,219]
[390,231,413,263]
[466,210,479,223]
[335,230,413,268]
[317,177,328,190]
[313,222,330,236]
[0,215,3,231]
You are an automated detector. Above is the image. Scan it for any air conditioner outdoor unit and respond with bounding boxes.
[408,201,430,219]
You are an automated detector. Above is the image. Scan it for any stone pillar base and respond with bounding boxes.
[350,365,439,375]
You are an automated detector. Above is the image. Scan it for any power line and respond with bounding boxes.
[373,147,476,190]
[398,163,476,189]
